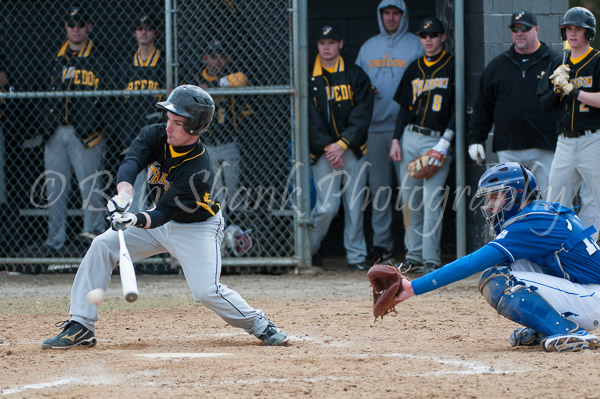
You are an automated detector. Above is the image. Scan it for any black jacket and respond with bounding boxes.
[309,55,374,162]
[468,42,559,152]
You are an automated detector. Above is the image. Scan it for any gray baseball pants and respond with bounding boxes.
[310,151,368,264]
[398,129,452,267]
[69,211,270,338]
[366,131,395,252]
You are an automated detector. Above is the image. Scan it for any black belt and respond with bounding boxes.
[561,129,600,138]
[408,124,441,137]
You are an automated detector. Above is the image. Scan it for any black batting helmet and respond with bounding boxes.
[156,85,215,135]
[560,6,596,41]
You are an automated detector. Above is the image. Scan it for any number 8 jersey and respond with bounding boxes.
[393,50,455,132]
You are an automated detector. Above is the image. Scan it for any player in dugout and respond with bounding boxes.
[41,85,288,349]
[385,162,600,352]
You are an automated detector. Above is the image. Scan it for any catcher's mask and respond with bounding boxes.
[156,85,215,135]
[476,162,539,235]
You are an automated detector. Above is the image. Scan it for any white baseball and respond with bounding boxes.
[86,288,105,305]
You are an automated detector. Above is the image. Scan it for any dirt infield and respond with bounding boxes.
[1,267,600,398]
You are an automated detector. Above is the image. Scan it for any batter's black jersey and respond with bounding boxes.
[119,48,165,145]
[393,50,455,132]
[195,68,252,146]
[124,124,221,223]
[539,47,600,133]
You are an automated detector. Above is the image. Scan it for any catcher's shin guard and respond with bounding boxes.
[478,267,579,337]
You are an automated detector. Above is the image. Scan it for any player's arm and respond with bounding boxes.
[409,244,509,296]
[339,67,374,148]
[572,90,600,109]
[390,67,412,162]
[308,96,336,158]
[390,106,408,162]
[132,205,178,229]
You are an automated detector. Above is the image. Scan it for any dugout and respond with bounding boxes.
[0,0,572,272]
[308,0,570,262]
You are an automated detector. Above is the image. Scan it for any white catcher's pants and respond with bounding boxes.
[69,211,271,337]
[509,259,600,332]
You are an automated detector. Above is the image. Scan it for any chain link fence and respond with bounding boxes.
[0,0,299,274]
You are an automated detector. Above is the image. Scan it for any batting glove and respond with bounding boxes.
[110,212,138,231]
[107,192,133,215]
[550,64,570,81]
[429,138,451,166]
[560,80,576,96]
[468,144,485,164]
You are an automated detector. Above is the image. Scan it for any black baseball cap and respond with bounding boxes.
[416,17,445,34]
[510,10,537,28]
[134,15,156,30]
[317,25,341,41]
[65,6,89,23]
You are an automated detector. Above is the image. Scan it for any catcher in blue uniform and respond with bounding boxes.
[373,162,600,352]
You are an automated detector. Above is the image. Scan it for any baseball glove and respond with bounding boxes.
[407,149,446,179]
[367,262,409,321]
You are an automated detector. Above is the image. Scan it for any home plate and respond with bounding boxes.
[136,353,232,359]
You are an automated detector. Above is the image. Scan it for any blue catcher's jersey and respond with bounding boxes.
[489,201,600,284]
[411,200,600,295]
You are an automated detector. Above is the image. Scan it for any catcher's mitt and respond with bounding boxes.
[407,149,446,179]
[367,262,409,321]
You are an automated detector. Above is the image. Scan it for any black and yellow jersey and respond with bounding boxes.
[124,124,221,223]
[393,50,455,133]
[121,47,165,144]
[49,39,111,147]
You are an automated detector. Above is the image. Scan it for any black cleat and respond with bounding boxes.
[42,320,96,350]
[366,246,394,264]
[258,320,288,346]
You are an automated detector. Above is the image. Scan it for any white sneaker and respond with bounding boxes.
[541,329,599,352]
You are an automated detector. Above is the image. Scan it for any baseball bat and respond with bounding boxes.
[554,41,571,94]
[562,40,571,64]
[117,225,139,302]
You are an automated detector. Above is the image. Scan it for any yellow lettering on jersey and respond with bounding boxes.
[326,84,352,102]
[410,77,449,104]
[147,164,168,188]
[62,67,76,82]
[572,76,593,89]
[412,79,424,103]
[128,79,160,92]
[61,67,97,87]
[203,192,216,206]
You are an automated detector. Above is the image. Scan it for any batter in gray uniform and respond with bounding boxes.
[41,85,288,349]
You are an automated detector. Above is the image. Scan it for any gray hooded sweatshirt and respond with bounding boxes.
[355,0,424,134]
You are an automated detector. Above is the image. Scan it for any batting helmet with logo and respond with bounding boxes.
[156,85,215,135]
[560,6,596,41]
